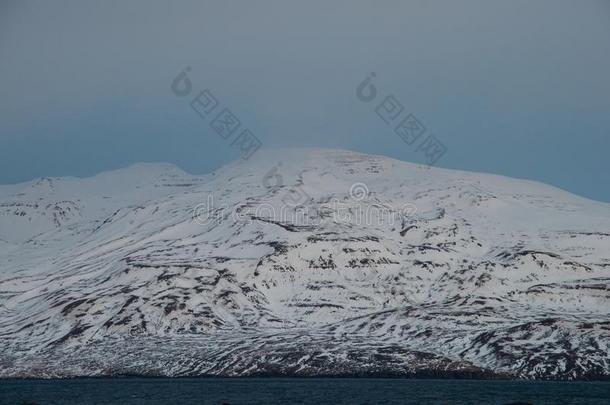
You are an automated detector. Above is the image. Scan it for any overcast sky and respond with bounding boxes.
[1,0,609,202]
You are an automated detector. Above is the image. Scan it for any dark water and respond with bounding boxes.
[1,378,609,405]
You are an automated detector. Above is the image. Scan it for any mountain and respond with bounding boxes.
[1,149,609,380]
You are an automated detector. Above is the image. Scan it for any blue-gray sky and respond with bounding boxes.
[1,0,609,202]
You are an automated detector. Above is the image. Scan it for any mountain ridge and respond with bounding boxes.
[1,148,609,379]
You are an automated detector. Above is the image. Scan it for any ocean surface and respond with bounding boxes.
[1,378,609,404]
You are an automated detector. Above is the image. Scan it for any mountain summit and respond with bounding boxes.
[1,148,609,379]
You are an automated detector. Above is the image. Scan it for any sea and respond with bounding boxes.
[1,377,609,404]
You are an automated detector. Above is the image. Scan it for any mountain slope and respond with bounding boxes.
[1,149,609,379]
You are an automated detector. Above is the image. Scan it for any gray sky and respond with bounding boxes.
[1,0,609,201]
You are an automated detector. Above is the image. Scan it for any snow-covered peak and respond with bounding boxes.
[1,148,609,379]
[0,161,200,244]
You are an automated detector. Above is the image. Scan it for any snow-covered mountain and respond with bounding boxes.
[1,148,609,379]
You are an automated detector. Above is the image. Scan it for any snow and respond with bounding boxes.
[0,148,609,379]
